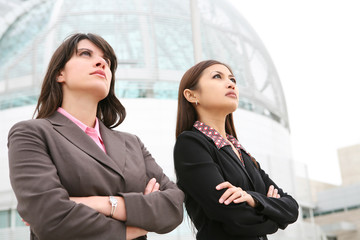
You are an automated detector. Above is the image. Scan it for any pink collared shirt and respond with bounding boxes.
[57,107,106,153]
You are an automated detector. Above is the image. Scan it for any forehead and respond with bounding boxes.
[76,39,104,54]
[203,64,232,75]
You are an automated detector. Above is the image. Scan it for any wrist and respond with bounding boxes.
[109,196,118,217]
[111,196,126,221]
[247,195,257,208]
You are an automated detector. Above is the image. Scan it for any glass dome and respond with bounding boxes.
[0,0,289,129]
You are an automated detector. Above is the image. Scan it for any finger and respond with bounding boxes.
[272,188,278,198]
[216,181,232,190]
[233,191,247,203]
[224,189,243,205]
[153,182,160,192]
[277,194,280,198]
[267,185,274,197]
[144,178,156,194]
[219,188,237,204]
[69,197,80,203]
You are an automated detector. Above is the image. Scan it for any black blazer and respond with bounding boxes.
[174,128,298,240]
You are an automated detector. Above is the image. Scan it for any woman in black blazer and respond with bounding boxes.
[174,60,298,240]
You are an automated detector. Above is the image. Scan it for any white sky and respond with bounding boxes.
[228,0,360,185]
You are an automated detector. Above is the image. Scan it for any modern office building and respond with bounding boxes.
[0,0,323,239]
[306,144,360,240]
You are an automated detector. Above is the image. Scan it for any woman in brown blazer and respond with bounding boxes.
[8,33,184,240]
[174,60,298,240]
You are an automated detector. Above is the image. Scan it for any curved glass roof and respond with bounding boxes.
[0,0,289,129]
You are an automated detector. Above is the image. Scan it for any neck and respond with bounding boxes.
[61,94,98,128]
[198,113,227,138]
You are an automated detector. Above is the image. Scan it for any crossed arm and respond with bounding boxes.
[216,182,280,207]
[22,178,161,239]
[174,132,298,236]
[70,178,160,239]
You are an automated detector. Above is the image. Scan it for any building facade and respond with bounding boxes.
[307,144,360,240]
[0,0,320,239]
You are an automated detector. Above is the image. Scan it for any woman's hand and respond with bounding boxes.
[267,185,280,198]
[216,181,256,207]
[144,178,160,195]
[126,226,148,239]
[123,178,159,239]
[124,178,159,239]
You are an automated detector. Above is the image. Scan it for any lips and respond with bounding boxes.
[226,91,238,99]
[90,70,106,79]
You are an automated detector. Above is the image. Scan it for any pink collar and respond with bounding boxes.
[57,107,103,142]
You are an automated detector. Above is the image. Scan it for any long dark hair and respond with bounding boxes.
[176,60,237,138]
[34,33,126,128]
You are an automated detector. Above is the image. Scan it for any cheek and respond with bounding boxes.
[199,91,220,107]
[107,71,112,83]
[201,87,220,100]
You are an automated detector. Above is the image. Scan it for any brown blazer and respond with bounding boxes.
[8,112,184,240]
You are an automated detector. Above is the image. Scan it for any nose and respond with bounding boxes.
[95,57,106,69]
[227,79,236,89]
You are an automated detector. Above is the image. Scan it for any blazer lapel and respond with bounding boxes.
[197,129,256,189]
[98,121,126,176]
[47,112,124,178]
[223,147,255,189]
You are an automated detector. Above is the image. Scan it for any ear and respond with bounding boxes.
[183,89,198,104]
[57,70,65,83]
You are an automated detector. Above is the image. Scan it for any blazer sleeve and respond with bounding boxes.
[119,135,184,234]
[8,121,126,240]
[174,131,279,237]
[246,162,299,229]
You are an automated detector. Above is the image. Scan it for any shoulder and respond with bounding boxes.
[175,129,213,152]
[9,118,52,135]
[177,128,211,143]
[8,119,53,148]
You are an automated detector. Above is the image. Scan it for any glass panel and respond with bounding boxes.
[15,210,25,227]
[155,17,194,71]
[301,207,311,219]
[0,210,11,229]
[0,0,54,67]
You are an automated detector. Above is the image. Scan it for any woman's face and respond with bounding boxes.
[57,39,112,102]
[194,64,239,115]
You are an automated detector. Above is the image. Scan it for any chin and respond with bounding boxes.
[228,102,238,111]
[89,87,110,102]
[220,104,238,115]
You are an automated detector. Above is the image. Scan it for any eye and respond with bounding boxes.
[103,58,111,67]
[213,74,221,79]
[79,50,91,57]
[230,78,237,84]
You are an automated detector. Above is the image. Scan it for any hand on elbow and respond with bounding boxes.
[126,226,148,239]
[267,185,280,199]
[144,178,160,195]
[216,181,256,207]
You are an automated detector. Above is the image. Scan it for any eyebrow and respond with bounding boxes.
[210,71,234,78]
[77,48,93,53]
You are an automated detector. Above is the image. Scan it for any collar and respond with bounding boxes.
[57,107,103,142]
[193,120,248,152]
